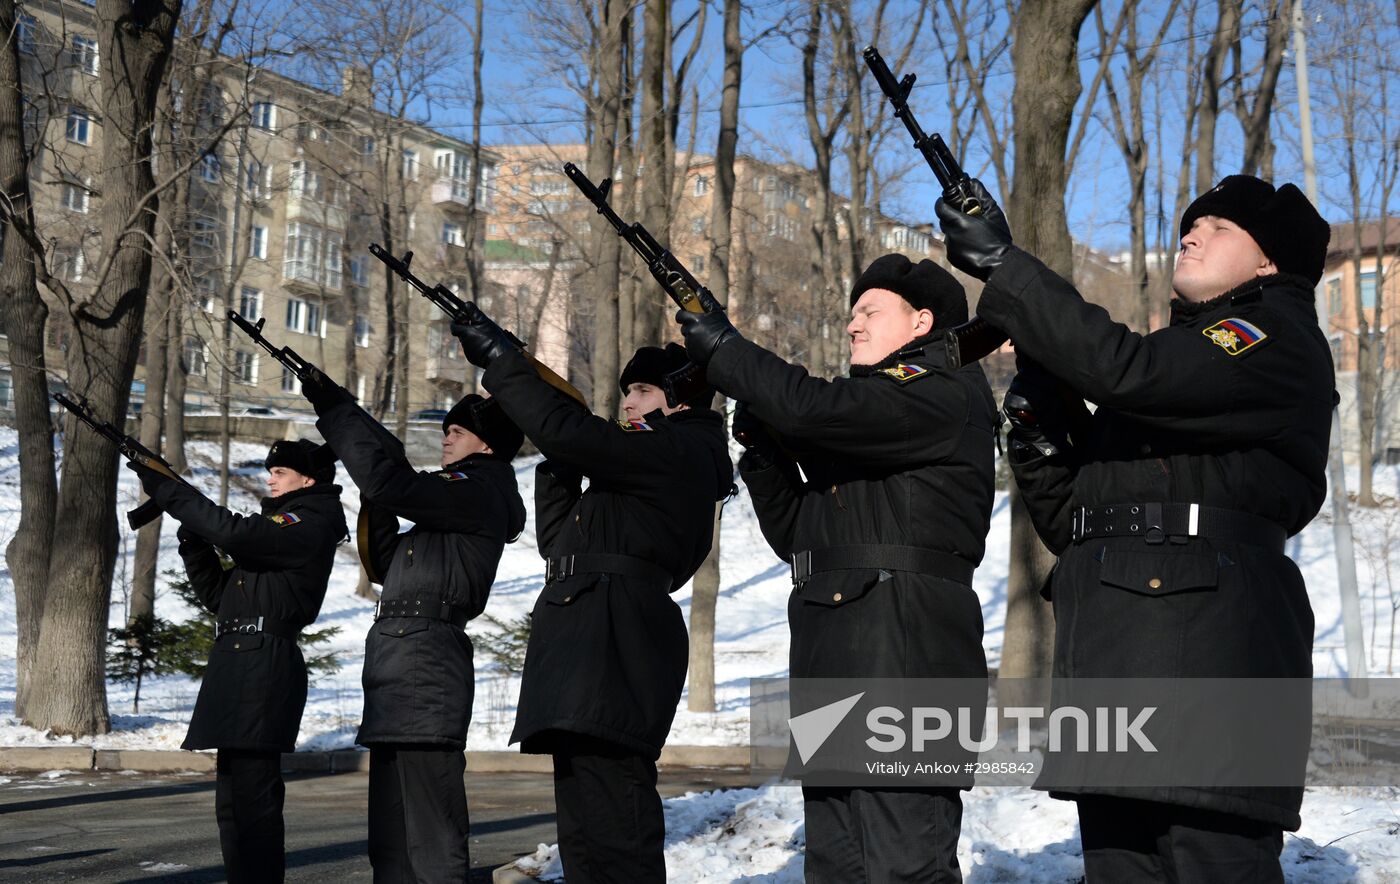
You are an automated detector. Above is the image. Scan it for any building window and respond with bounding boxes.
[441,221,464,247]
[283,222,343,290]
[66,108,92,145]
[238,286,262,322]
[693,254,706,273]
[1361,271,1378,309]
[402,149,419,181]
[246,161,271,199]
[250,225,268,260]
[1327,278,1343,316]
[184,338,208,377]
[358,135,375,157]
[17,14,37,55]
[54,245,85,282]
[691,216,705,235]
[355,314,370,347]
[349,256,368,286]
[196,275,219,312]
[306,301,323,338]
[281,366,301,394]
[198,152,221,182]
[61,180,90,213]
[69,36,99,75]
[191,214,218,250]
[694,175,709,196]
[285,298,306,333]
[297,121,328,143]
[233,350,258,385]
[0,371,12,409]
[251,100,276,131]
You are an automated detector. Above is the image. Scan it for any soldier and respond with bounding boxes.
[128,439,346,883]
[302,376,526,883]
[451,324,731,884]
[675,256,998,883]
[936,175,1335,881]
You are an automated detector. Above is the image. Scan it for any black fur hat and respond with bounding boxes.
[442,394,524,461]
[1180,175,1331,284]
[619,342,716,410]
[849,254,968,329]
[265,439,336,484]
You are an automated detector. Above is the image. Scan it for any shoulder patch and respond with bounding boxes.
[1202,317,1268,356]
[437,470,470,481]
[878,363,930,384]
[615,419,654,432]
[268,511,302,527]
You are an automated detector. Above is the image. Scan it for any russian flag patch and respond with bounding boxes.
[437,470,470,481]
[1203,317,1268,356]
[268,511,302,527]
[615,419,653,432]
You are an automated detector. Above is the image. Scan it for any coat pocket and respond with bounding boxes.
[794,570,887,608]
[213,634,265,653]
[1098,548,1220,597]
[539,575,603,607]
[377,618,430,638]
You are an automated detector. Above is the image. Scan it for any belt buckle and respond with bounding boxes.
[790,550,812,587]
[547,555,575,583]
[1071,507,1087,543]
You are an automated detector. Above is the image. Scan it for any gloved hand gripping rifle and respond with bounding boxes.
[863,44,1009,369]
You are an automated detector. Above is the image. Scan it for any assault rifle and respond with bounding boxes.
[229,309,404,584]
[563,163,724,316]
[367,244,586,406]
[863,44,1008,370]
[52,392,185,530]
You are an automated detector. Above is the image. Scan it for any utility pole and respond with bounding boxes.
[1294,0,1367,693]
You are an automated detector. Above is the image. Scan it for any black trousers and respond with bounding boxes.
[214,749,286,884]
[368,745,470,884]
[552,741,665,884]
[801,786,963,883]
[1077,796,1285,884]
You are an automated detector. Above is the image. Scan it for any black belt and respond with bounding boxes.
[374,598,470,629]
[215,616,301,641]
[1070,503,1286,552]
[545,553,673,589]
[790,545,975,587]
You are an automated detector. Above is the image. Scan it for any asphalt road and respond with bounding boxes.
[0,766,752,882]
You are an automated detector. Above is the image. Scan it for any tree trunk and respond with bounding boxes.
[1000,0,1096,693]
[0,0,57,719]
[26,0,181,737]
[687,0,742,714]
[1196,0,1238,193]
[165,304,190,474]
[587,0,628,415]
[635,0,670,351]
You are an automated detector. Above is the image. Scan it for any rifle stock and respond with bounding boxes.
[367,244,587,406]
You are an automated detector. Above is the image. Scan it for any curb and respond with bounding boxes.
[0,744,750,775]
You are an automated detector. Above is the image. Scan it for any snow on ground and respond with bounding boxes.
[3,427,1400,878]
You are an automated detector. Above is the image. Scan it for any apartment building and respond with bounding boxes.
[1,0,495,419]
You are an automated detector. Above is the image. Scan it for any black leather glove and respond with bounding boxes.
[730,401,776,469]
[451,303,516,369]
[126,459,174,497]
[300,365,353,413]
[175,525,202,545]
[935,179,1014,282]
[675,309,741,366]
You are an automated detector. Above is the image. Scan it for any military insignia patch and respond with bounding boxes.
[437,470,470,481]
[879,363,929,383]
[615,419,654,432]
[268,512,302,527]
[1202,318,1268,356]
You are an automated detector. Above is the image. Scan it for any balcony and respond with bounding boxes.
[426,351,466,384]
[282,260,343,297]
[431,176,476,211]
[286,196,347,231]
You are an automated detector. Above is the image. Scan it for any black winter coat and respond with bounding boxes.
[985,251,1335,830]
[482,349,731,759]
[162,481,347,753]
[316,402,526,749]
[707,334,997,681]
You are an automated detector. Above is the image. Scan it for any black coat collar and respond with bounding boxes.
[849,330,947,377]
[260,482,341,515]
[1169,272,1316,326]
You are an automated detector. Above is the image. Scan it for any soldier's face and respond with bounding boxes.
[266,466,314,498]
[622,383,685,420]
[442,424,491,467]
[1172,215,1278,302]
[847,289,934,366]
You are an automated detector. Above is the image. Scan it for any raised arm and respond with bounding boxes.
[154,482,332,570]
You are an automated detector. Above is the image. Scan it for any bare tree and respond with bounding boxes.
[0,0,58,715]
[23,0,182,736]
